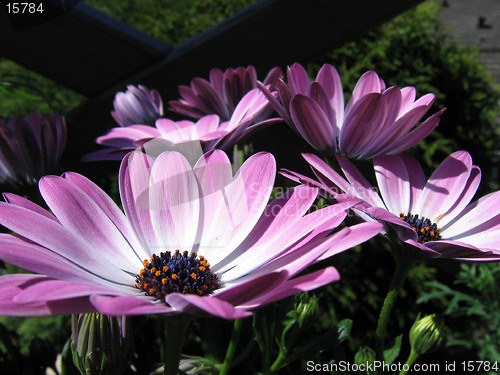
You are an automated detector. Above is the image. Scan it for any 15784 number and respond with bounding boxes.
[6,2,44,14]
[462,361,499,373]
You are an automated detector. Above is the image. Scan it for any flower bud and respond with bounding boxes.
[293,293,319,328]
[354,346,376,369]
[409,313,446,356]
[112,85,163,127]
[71,313,133,375]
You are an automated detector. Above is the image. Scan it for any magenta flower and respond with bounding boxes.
[84,88,281,162]
[112,85,164,127]
[0,149,381,318]
[258,63,444,159]
[284,151,500,261]
[169,65,282,121]
[0,111,66,185]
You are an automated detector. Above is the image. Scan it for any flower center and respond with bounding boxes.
[399,212,442,243]
[135,250,220,304]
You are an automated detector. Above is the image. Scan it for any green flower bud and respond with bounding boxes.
[71,314,133,375]
[354,346,376,374]
[409,313,446,356]
[293,293,319,328]
[354,346,376,365]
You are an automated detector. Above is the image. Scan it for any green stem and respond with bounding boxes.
[400,349,419,375]
[269,350,287,374]
[219,319,244,375]
[375,256,415,361]
[163,316,192,375]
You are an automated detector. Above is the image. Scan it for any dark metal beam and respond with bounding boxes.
[0,1,171,96]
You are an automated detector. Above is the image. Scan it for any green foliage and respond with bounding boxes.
[418,263,500,364]
[0,59,84,119]
[82,0,259,46]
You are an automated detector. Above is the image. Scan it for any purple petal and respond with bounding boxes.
[287,63,310,94]
[90,295,174,316]
[339,93,387,157]
[0,274,96,316]
[214,271,288,306]
[290,94,336,153]
[345,71,384,113]
[256,81,291,125]
[96,125,159,147]
[307,82,336,128]
[302,153,352,196]
[15,279,125,303]
[386,109,444,155]
[316,64,344,132]
[244,267,340,307]
[166,294,251,319]
[336,155,386,208]
[317,222,383,261]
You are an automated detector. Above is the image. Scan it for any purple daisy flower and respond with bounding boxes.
[0,111,66,185]
[258,63,444,159]
[112,85,164,127]
[169,65,282,121]
[85,88,281,162]
[0,149,381,318]
[284,151,500,261]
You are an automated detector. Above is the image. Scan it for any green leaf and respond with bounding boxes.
[337,319,352,344]
[383,334,402,365]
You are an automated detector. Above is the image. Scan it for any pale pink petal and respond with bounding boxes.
[438,166,481,228]
[400,154,427,213]
[39,175,143,272]
[441,190,500,238]
[374,155,411,215]
[415,151,473,221]
[0,234,114,285]
[0,202,132,284]
[148,152,200,251]
[119,151,158,254]
[3,193,58,221]
[197,152,276,263]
